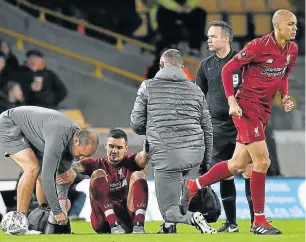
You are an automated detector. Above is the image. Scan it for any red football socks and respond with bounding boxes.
[92,177,119,226]
[195,161,232,189]
[251,171,267,224]
[132,179,148,225]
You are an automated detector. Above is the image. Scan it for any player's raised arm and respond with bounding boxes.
[135,151,149,169]
[222,41,258,97]
[222,40,258,117]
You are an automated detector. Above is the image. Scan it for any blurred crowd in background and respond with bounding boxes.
[10,0,304,81]
[0,40,67,113]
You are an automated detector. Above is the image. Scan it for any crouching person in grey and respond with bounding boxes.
[130,49,216,234]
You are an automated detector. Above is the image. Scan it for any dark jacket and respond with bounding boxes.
[5,52,19,70]
[196,50,242,120]
[130,67,213,171]
[8,66,67,109]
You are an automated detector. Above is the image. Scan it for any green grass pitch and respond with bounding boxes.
[0,220,304,242]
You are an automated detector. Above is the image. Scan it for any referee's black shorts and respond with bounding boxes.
[211,118,237,166]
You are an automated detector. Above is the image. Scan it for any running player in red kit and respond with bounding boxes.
[181,9,298,235]
[57,128,149,234]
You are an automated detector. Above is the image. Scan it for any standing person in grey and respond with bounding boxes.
[130,49,216,234]
[0,106,98,234]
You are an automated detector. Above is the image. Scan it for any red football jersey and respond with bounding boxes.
[80,153,141,201]
[222,32,298,113]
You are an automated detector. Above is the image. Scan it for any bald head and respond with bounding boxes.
[160,49,184,67]
[272,9,297,42]
[272,9,295,26]
[70,130,99,159]
[76,130,99,147]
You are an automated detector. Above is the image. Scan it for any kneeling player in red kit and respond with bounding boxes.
[57,128,149,234]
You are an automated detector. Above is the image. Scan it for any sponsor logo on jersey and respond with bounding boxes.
[261,66,287,76]
[109,178,128,191]
[266,58,273,64]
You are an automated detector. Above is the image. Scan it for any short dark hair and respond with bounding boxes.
[108,128,128,142]
[26,49,44,58]
[75,130,98,146]
[161,49,184,65]
[209,21,233,44]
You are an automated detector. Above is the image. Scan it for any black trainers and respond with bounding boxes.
[44,220,72,234]
[217,221,239,233]
[156,223,177,234]
[253,220,282,235]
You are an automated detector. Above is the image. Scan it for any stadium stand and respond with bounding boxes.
[219,0,244,13]
[253,14,273,37]
[244,0,270,13]
[228,14,248,38]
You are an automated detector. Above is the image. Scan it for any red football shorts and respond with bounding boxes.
[232,99,270,144]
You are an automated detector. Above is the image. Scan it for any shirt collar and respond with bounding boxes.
[214,48,235,62]
[268,31,288,51]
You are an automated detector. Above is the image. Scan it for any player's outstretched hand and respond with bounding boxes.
[56,170,77,185]
[229,102,242,118]
[55,212,68,225]
[282,95,294,112]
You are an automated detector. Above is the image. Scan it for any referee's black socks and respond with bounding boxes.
[220,179,237,225]
[244,178,254,224]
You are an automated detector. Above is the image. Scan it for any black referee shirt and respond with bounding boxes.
[196,49,242,121]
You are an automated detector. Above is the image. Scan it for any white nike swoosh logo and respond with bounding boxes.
[228,227,239,232]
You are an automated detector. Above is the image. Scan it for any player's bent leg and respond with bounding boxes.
[90,198,111,234]
[227,142,252,173]
[217,144,251,233]
[10,149,40,214]
[127,171,148,234]
[183,142,251,204]
[242,163,253,178]
[90,169,125,234]
[246,141,281,235]
[247,141,270,172]
[90,169,108,187]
